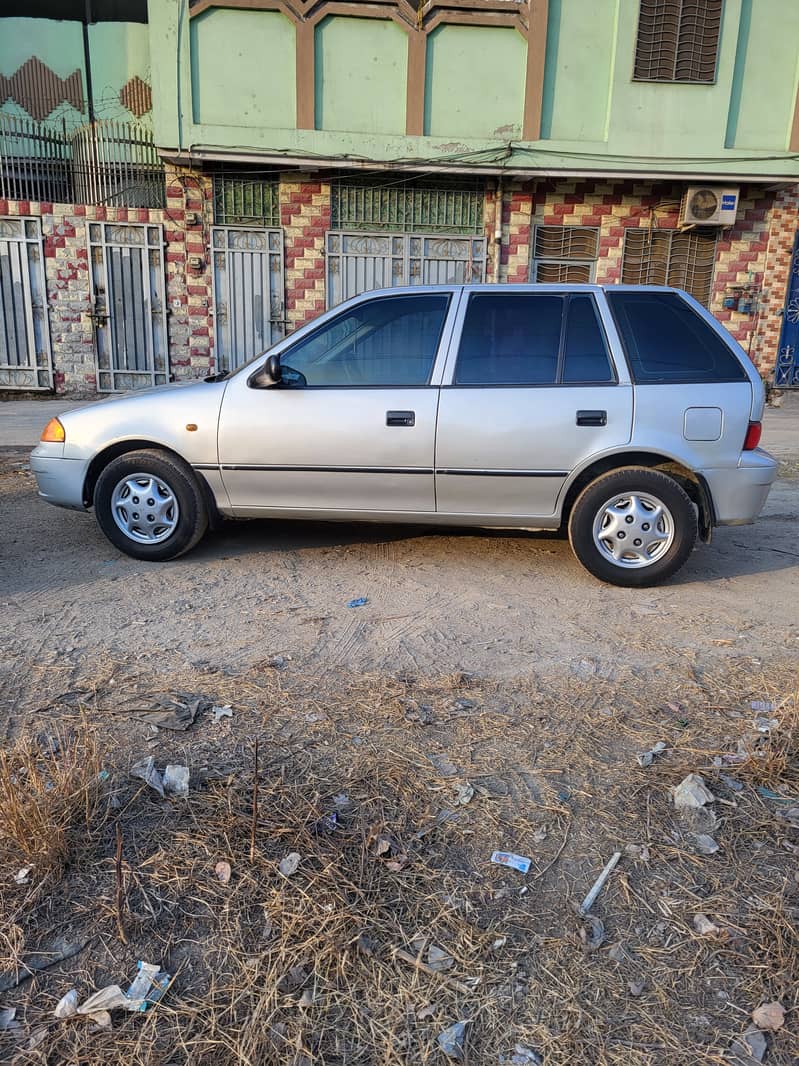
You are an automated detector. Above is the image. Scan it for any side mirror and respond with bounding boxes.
[249,353,282,389]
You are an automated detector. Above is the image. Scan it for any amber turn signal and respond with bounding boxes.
[40,417,65,443]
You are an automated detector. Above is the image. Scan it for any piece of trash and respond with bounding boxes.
[756,785,798,805]
[693,833,720,855]
[139,695,206,732]
[88,1010,113,1031]
[427,945,454,972]
[429,753,458,777]
[624,843,650,862]
[14,865,32,885]
[750,700,775,714]
[79,985,130,1015]
[279,852,301,878]
[54,989,79,1019]
[628,978,646,997]
[437,1020,468,1061]
[126,961,171,1011]
[356,932,376,956]
[726,1026,767,1065]
[332,792,351,809]
[508,1046,543,1065]
[315,811,339,833]
[580,914,605,952]
[579,851,622,914]
[25,1027,48,1050]
[453,783,474,805]
[491,851,531,874]
[298,987,314,1008]
[417,1003,437,1021]
[672,773,715,809]
[608,942,629,964]
[0,1007,18,1031]
[130,756,165,798]
[267,654,291,670]
[719,773,744,792]
[214,860,232,884]
[751,1001,785,1032]
[212,704,233,723]
[637,741,668,768]
[491,936,507,950]
[753,715,779,733]
[347,597,368,608]
[277,963,309,994]
[693,913,721,936]
[163,764,189,797]
[532,825,547,844]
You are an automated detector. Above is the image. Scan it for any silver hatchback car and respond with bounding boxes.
[31,284,777,587]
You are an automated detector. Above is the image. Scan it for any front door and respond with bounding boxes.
[776,231,799,388]
[435,290,633,518]
[217,291,454,516]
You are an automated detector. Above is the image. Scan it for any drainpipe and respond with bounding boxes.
[492,175,503,282]
[82,0,95,124]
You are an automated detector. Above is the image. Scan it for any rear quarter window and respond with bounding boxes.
[606,291,748,384]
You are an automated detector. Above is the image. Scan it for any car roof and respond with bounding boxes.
[354,283,686,296]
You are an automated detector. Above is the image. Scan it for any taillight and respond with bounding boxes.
[743,421,762,450]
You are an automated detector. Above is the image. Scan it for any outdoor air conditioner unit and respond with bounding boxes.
[681,185,740,226]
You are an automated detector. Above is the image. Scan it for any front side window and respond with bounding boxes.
[633,0,723,84]
[621,228,717,307]
[607,291,747,384]
[280,294,450,387]
[531,226,599,283]
[453,293,614,386]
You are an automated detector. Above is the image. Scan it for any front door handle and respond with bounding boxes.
[576,410,607,427]
[386,410,415,427]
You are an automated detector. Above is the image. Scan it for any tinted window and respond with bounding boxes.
[562,296,614,383]
[607,291,747,384]
[454,293,563,385]
[280,294,449,387]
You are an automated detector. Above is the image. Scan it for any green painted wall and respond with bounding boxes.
[425,25,525,139]
[726,0,799,150]
[190,8,295,129]
[541,0,617,141]
[315,16,406,135]
[89,21,152,124]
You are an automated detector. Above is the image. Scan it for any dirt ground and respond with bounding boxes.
[0,441,798,1064]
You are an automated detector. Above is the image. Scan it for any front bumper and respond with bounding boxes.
[30,445,90,511]
[702,448,779,526]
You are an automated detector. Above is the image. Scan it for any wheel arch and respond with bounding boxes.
[559,450,715,543]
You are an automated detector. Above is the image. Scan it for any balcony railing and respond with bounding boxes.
[0,115,165,208]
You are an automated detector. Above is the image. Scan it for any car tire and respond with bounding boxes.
[94,449,208,561]
[568,467,697,588]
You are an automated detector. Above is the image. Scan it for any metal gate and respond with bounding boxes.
[775,230,799,387]
[0,217,53,390]
[326,232,487,307]
[211,226,285,373]
[88,222,168,392]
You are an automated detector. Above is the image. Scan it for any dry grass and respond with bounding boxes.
[0,658,798,1064]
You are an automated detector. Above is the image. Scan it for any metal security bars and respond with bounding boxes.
[531,225,599,283]
[621,227,718,307]
[0,115,165,207]
[212,174,280,227]
[0,217,53,390]
[331,179,484,235]
[633,0,723,83]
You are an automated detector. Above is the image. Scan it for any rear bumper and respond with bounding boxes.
[30,447,89,511]
[701,449,779,526]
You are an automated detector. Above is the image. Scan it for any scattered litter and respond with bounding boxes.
[212,704,233,723]
[506,1046,543,1065]
[278,963,310,994]
[315,811,339,833]
[693,913,721,936]
[693,833,720,855]
[347,597,368,608]
[332,792,351,809]
[492,936,507,951]
[429,753,458,777]
[720,773,744,792]
[491,851,531,875]
[79,985,130,1015]
[267,654,291,670]
[579,850,622,914]
[580,914,605,952]
[753,715,779,733]
[54,989,79,1019]
[453,783,474,805]
[532,825,547,844]
[777,806,799,827]
[756,785,797,804]
[624,843,650,863]
[726,1026,767,1065]
[278,852,301,878]
[437,1020,468,1061]
[78,962,170,1018]
[750,700,775,714]
[751,1001,785,1032]
[214,860,232,884]
[130,756,165,798]
[0,1007,18,1030]
[608,942,629,964]
[628,978,646,997]
[163,764,189,798]
[450,697,476,714]
[672,773,715,809]
[637,741,668,768]
[139,695,206,732]
[298,988,314,1008]
[416,1003,437,1021]
[427,945,454,972]
[25,1027,48,1051]
[14,865,32,885]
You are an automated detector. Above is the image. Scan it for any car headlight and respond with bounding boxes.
[40,417,66,443]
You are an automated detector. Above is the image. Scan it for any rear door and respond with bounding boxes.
[434,288,633,518]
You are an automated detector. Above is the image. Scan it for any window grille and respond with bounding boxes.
[621,227,718,306]
[331,178,484,235]
[531,225,599,283]
[213,174,280,227]
[633,0,723,83]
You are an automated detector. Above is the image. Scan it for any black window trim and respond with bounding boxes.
[447,291,619,389]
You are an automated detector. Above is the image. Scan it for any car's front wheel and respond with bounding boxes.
[94,449,208,561]
[568,467,697,587]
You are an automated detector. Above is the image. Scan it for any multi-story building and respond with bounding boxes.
[2,0,799,395]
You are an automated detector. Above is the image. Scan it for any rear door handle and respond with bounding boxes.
[576,410,607,427]
[386,410,415,427]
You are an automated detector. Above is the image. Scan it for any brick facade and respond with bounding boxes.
[1,172,797,395]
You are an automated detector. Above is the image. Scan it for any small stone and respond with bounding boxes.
[693,913,720,936]
[693,833,720,855]
[628,978,646,996]
[278,852,301,877]
[751,1001,784,1032]
[673,773,715,808]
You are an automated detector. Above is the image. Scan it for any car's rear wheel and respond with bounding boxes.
[568,467,697,587]
[94,449,208,561]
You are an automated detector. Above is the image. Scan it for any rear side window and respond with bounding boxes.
[453,292,614,386]
[607,291,747,384]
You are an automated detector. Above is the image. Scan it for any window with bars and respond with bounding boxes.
[633,0,723,83]
[621,228,718,306]
[213,174,280,227]
[531,225,600,283]
[331,179,484,235]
